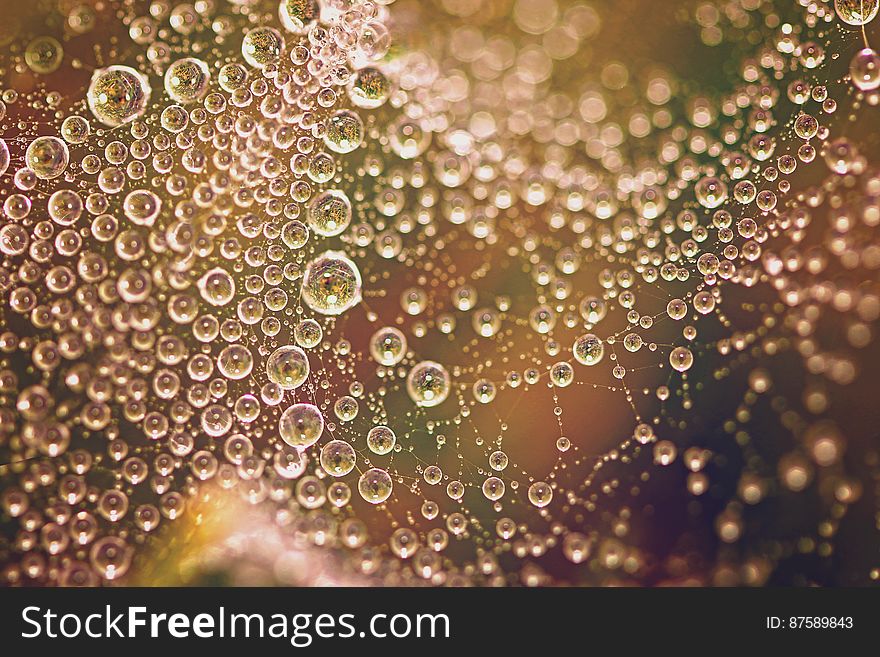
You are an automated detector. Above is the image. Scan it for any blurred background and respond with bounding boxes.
[1,0,879,587]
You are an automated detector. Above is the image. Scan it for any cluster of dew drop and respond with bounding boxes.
[0,0,878,586]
